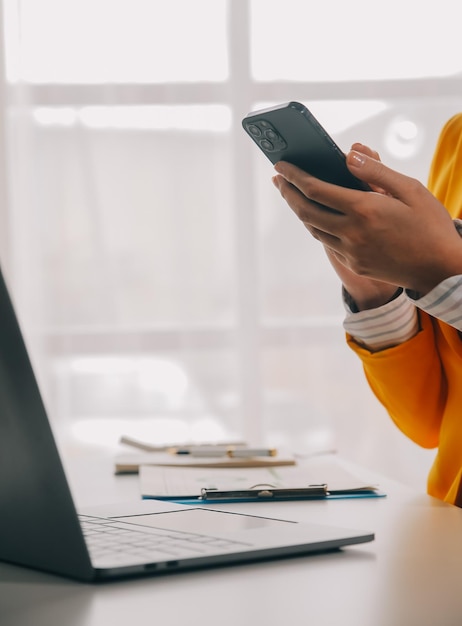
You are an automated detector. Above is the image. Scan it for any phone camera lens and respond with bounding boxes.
[265,129,278,141]
[248,124,262,137]
[260,139,274,151]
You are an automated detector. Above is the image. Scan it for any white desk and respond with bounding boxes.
[2,451,462,626]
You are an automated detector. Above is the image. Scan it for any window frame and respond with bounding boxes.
[1,0,462,442]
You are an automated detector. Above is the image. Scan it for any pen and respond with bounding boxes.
[170,446,277,457]
[120,436,246,453]
[169,445,234,456]
[119,436,171,452]
[227,447,277,458]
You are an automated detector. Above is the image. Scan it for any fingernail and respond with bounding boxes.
[272,175,280,189]
[348,151,366,167]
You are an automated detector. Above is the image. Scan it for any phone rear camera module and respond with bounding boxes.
[246,119,287,152]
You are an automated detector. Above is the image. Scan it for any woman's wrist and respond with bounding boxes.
[343,285,403,313]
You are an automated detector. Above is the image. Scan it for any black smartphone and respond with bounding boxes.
[242,101,370,191]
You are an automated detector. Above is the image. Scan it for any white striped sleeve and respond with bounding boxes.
[343,220,462,350]
[408,275,462,331]
[343,291,420,351]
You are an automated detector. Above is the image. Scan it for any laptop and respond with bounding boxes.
[0,266,374,582]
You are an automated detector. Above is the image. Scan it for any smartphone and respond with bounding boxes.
[242,101,370,191]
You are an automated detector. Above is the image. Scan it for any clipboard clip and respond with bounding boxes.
[200,484,328,501]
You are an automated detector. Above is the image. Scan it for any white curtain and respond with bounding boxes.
[1,0,461,487]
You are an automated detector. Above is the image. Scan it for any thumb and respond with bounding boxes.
[346,150,413,200]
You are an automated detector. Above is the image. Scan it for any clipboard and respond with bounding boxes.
[138,463,386,503]
[197,485,385,503]
[200,485,328,501]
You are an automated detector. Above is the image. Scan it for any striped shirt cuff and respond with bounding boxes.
[408,274,462,331]
[343,218,462,350]
[343,291,419,351]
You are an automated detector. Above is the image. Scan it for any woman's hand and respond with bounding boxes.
[272,147,462,299]
[315,144,399,310]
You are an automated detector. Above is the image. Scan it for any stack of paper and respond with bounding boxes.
[115,451,297,474]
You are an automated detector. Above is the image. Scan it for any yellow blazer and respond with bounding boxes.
[347,114,462,505]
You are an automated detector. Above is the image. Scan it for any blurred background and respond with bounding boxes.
[1,0,461,489]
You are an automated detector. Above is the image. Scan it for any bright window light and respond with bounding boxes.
[251,0,462,81]
[4,0,228,83]
[33,105,232,132]
[33,108,78,127]
[70,356,189,397]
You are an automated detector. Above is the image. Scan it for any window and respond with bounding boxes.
[1,0,459,484]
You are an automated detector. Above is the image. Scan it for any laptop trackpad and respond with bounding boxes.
[115,509,294,534]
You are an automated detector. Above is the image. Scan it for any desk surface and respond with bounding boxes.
[2,450,462,626]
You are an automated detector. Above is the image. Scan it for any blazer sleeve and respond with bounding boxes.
[346,312,445,448]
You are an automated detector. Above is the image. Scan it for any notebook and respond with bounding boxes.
[0,265,374,582]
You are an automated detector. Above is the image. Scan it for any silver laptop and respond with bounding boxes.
[0,266,374,582]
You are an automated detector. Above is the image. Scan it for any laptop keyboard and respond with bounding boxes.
[79,515,247,567]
